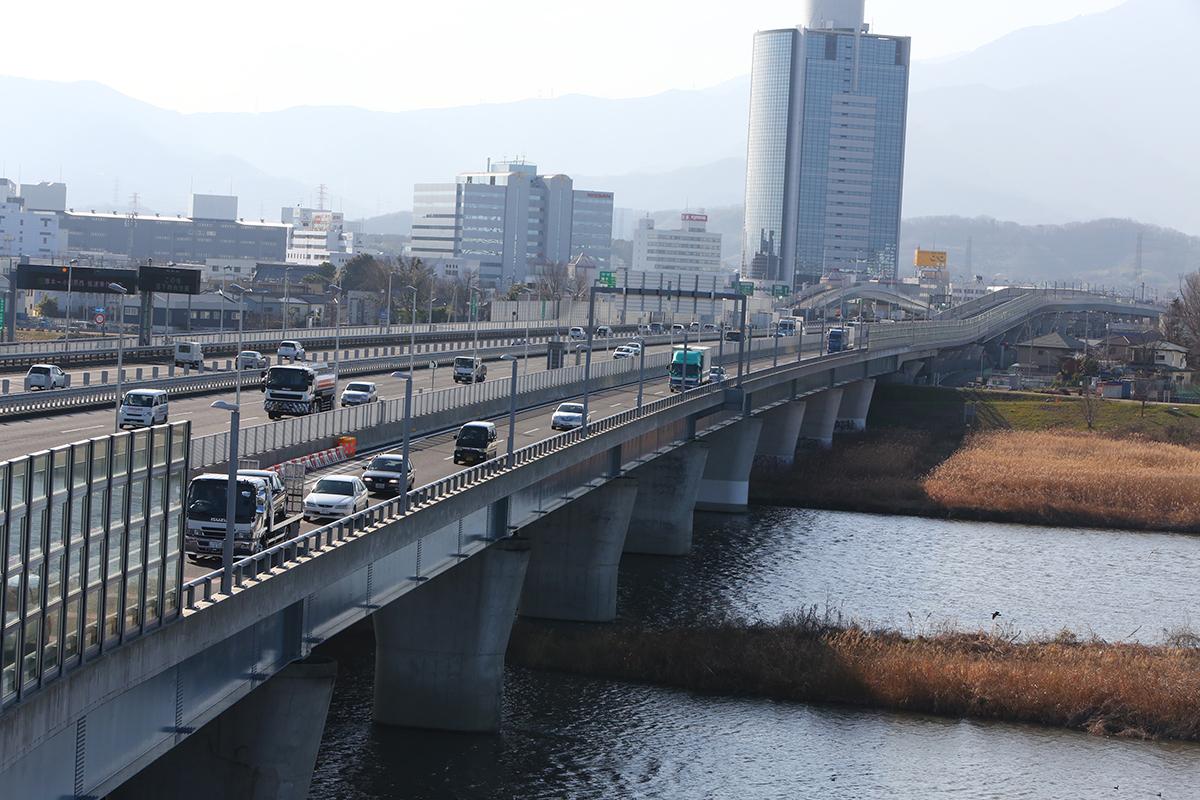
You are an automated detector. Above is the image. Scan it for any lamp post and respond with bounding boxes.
[470,285,482,366]
[636,340,646,411]
[329,283,343,389]
[427,295,438,333]
[221,284,251,410]
[389,371,414,513]
[513,286,534,375]
[64,258,78,351]
[108,283,128,432]
[501,354,519,466]
[211,399,241,596]
[406,285,418,378]
[385,270,394,335]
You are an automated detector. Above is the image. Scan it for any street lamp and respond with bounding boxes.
[64,258,79,351]
[211,399,242,596]
[636,341,647,411]
[220,284,251,410]
[469,285,483,366]
[427,295,439,333]
[329,283,343,388]
[389,371,414,513]
[500,354,519,466]
[385,270,395,334]
[108,283,128,432]
[406,285,418,378]
[513,286,534,375]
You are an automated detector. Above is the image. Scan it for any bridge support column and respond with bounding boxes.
[798,387,844,449]
[372,538,530,732]
[754,400,807,466]
[519,477,638,622]
[696,417,764,512]
[625,441,709,555]
[111,656,337,800]
[836,378,876,432]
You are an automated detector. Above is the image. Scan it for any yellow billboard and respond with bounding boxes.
[914,249,948,268]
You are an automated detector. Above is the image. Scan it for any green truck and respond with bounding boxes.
[668,345,711,392]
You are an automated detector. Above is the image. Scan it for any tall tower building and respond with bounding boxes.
[742,0,910,289]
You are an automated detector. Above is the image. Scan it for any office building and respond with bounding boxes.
[633,212,723,273]
[0,179,65,258]
[19,182,67,213]
[409,160,614,288]
[57,192,287,263]
[281,206,357,267]
[742,0,910,289]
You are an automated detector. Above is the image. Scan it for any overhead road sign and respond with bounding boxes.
[139,265,201,294]
[16,264,137,294]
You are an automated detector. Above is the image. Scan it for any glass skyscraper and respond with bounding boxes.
[742,1,910,289]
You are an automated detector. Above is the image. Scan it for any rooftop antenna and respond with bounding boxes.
[317,183,329,210]
[1135,230,1144,288]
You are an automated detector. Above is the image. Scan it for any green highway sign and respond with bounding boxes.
[0,296,6,328]
[771,284,791,298]
[738,281,755,296]
[598,271,616,288]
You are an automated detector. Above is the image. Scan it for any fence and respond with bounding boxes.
[0,422,191,708]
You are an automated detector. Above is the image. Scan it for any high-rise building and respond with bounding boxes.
[632,213,724,273]
[742,0,910,289]
[409,160,614,288]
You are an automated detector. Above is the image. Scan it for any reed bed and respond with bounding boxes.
[924,430,1200,531]
[508,611,1200,741]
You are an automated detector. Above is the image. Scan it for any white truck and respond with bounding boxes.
[668,345,711,392]
[184,473,302,560]
[263,363,337,419]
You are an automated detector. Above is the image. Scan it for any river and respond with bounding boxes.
[309,508,1200,798]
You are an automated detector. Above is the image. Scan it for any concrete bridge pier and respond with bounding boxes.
[372,538,531,732]
[111,656,337,800]
[754,400,807,466]
[624,441,710,555]
[696,417,764,512]
[519,477,639,621]
[797,387,844,449]
[836,379,876,432]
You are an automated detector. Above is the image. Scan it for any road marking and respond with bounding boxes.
[523,428,540,435]
[61,424,104,434]
[652,391,665,396]
[610,402,623,407]
[241,416,260,423]
[443,455,454,460]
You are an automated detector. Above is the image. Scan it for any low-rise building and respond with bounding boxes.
[632,213,723,273]
[0,179,65,259]
[1015,331,1086,372]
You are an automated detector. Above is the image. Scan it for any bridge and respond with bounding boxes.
[0,289,1161,799]
[794,283,933,318]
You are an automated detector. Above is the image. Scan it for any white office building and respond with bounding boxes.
[282,206,357,267]
[0,179,65,259]
[632,212,723,273]
[409,160,614,288]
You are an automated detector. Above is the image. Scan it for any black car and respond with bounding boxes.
[453,422,498,465]
[361,453,414,496]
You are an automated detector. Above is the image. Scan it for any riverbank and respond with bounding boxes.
[750,385,1200,531]
[508,612,1200,742]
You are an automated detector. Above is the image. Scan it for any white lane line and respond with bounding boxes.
[61,424,104,434]
[523,428,540,435]
[443,455,454,460]
[241,416,261,423]
[610,402,623,407]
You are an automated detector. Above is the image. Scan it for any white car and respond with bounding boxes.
[25,364,67,390]
[612,346,636,359]
[277,340,306,361]
[340,381,378,406]
[622,341,643,356]
[237,350,268,370]
[551,402,591,431]
[303,475,369,521]
[568,326,587,341]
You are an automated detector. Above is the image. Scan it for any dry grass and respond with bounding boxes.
[508,611,1200,741]
[924,430,1200,531]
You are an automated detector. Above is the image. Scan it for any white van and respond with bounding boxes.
[568,326,587,341]
[119,389,169,429]
[174,341,204,369]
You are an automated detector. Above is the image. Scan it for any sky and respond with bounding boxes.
[6,0,1126,114]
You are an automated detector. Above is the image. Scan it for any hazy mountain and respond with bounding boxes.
[0,0,1193,234]
[359,211,413,236]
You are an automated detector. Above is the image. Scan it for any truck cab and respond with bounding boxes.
[184,474,301,559]
[453,356,486,384]
[669,345,711,392]
[263,364,337,418]
[174,341,204,369]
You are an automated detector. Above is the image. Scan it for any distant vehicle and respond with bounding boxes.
[303,475,369,521]
[185,473,301,560]
[648,322,665,335]
[173,341,204,369]
[263,363,337,418]
[118,389,168,429]
[688,322,700,332]
[452,356,487,384]
[776,318,800,337]
[595,325,613,338]
[709,365,727,384]
[702,323,719,332]
[551,402,590,431]
[277,340,306,361]
[670,323,685,335]
[622,341,643,356]
[237,468,288,522]
[568,326,587,341]
[362,453,415,496]
[237,350,268,370]
[510,337,529,346]
[637,324,652,335]
[669,345,711,392]
[24,364,67,391]
[453,421,498,465]
[340,380,378,406]
[723,329,743,342]
[826,328,847,353]
[612,346,636,359]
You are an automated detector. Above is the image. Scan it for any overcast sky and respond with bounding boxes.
[8,0,1125,114]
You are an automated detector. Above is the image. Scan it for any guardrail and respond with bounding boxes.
[188,333,777,470]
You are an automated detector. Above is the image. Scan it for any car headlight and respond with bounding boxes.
[388,479,399,484]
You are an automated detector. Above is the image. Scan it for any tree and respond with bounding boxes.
[1172,272,1200,360]
[34,296,59,318]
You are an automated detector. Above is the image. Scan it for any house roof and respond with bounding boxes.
[1016,331,1086,351]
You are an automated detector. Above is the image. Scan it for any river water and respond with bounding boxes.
[310,509,1200,799]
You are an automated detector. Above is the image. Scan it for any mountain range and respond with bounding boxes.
[0,0,1194,238]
